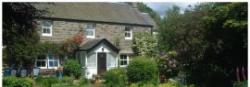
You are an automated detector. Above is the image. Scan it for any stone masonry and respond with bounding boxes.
[37,20,152,53]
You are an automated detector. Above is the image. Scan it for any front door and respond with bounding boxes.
[97,53,106,75]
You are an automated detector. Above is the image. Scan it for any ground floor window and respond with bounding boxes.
[120,55,129,67]
[36,55,46,68]
[48,55,59,67]
[35,55,60,69]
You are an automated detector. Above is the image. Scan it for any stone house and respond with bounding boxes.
[34,3,156,79]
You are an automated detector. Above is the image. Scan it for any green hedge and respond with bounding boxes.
[63,59,82,79]
[3,76,34,87]
[103,68,127,87]
[127,56,158,85]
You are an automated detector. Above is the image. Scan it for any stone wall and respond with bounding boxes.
[37,20,152,53]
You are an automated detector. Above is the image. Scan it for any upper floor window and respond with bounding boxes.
[125,26,132,40]
[85,23,96,38]
[41,21,53,36]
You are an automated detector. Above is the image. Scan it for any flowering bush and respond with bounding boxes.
[133,32,157,57]
[63,31,85,54]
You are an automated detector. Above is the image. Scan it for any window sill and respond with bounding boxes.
[119,65,128,67]
[86,36,95,39]
[42,34,52,37]
[125,37,132,40]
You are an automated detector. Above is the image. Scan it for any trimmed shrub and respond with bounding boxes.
[103,68,127,87]
[127,56,158,84]
[63,59,82,79]
[3,76,34,87]
[35,76,59,87]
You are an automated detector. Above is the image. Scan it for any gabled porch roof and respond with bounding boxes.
[78,39,120,53]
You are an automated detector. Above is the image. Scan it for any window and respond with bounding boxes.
[48,56,59,67]
[85,23,96,38]
[107,54,116,67]
[36,56,46,68]
[120,55,129,67]
[125,26,132,40]
[36,55,60,69]
[37,61,46,67]
[41,21,53,36]
[87,54,96,67]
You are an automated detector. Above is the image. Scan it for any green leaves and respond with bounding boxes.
[127,56,158,84]
[63,59,82,79]
[103,68,127,87]
[3,3,46,65]
[133,32,157,57]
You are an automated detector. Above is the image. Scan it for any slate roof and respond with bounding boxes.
[79,39,119,53]
[34,3,155,27]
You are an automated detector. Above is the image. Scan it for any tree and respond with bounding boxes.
[158,3,247,87]
[158,5,208,83]
[200,3,247,86]
[3,3,46,67]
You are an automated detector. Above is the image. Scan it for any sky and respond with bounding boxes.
[145,2,198,18]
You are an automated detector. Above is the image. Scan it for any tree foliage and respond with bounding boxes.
[158,3,247,87]
[3,3,46,66]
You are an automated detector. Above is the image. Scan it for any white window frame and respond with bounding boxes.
[85,23,95,38]
[125,26,133,40]
[41,21,53,36]
[35,55,60,69]
[47,56,60,69]
[119,55,129,67]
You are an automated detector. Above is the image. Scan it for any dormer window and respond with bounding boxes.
[41,21,53,36]
[85,23,96,38]
[125,26,133,40]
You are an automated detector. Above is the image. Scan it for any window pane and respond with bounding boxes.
[125,33,131,37]
[54,61,58,66]
[120,60,127,65]
[49,61,54,67]
[122,61,127,65]
[120,55,128,66]
[86,30,94,36]
[120,55,127,59]
[47,29,50,33]
[43,28,47,33]
[37,61,45,67]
